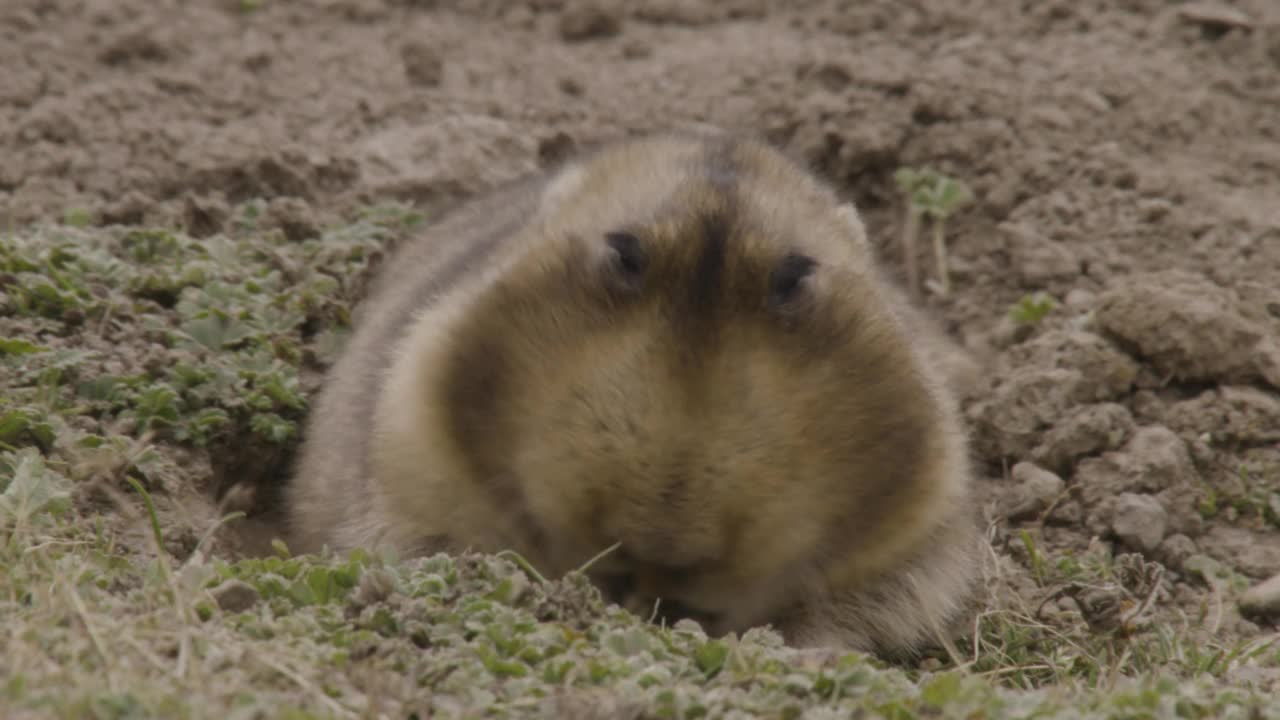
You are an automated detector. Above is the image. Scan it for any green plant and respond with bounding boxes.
[1233,465,1280,528]
[1010,292,1056,326]
[893,167,973,298]
[62,207,93,228]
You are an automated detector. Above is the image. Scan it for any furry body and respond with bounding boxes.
[286,131,982,657]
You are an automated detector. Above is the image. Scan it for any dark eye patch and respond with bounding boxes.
[603,231,647,292]
[769,252,817,308]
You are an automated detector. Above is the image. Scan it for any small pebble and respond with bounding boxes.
[1110,492,1167,553]
[1239,572,1280,619]
[1002,462,1065,520]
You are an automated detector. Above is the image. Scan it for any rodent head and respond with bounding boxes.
[415,133,964,634]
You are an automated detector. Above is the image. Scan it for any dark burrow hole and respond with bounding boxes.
[206,426,299,558]
[594,572,723,629]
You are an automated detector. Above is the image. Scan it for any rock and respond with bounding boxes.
[1077,426,1204,540]
[1093,270,1279,390]
[1014,461,1065,503]
[211,579,261,613]
[1239,572,1280,619]
[1000,462,1065,520]
[1110,493,1167,553]
[1032,402,1134,474]
[1076,426,1197,505]
[1124,425,1198,488]
[1005,329,1139,401]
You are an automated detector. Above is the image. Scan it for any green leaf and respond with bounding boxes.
[182,311,256,350]
[0,448,72,525]
[77,375,123,402]
[694,639,729,677]
[0,408,55,450]
[0,338,46,356]
[176,407,231,446]
[62,207,93,228]
[921,671,964,708]
[130,384,182,432]
[1010,292,1056,326]
[121,229,181,263]
[249,413,295,444]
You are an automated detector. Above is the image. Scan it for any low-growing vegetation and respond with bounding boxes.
[2,210,1277,718]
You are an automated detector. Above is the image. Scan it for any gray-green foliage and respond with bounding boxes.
[2,205,1279,718]
[0,204,419,449]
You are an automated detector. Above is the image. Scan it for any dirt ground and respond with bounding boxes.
[4,0,1280,671]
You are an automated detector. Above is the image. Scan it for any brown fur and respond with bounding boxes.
[285,130,984,657]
